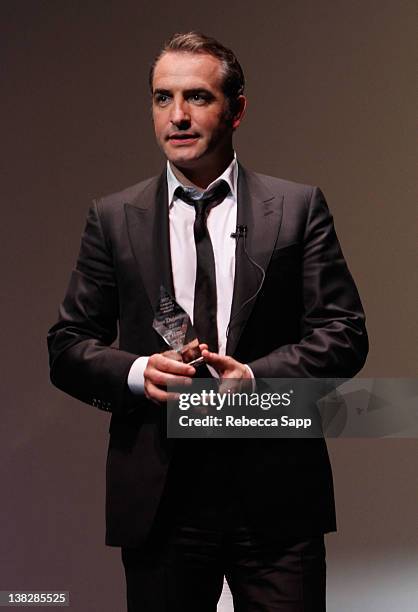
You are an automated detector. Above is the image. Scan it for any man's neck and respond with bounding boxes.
[169,152,234,190]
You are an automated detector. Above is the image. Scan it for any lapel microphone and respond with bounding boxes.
[230,224,248,239]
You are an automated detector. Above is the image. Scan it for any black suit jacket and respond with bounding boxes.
[48,165,368,546]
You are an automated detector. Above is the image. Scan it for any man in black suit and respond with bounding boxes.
[48,32,368,611]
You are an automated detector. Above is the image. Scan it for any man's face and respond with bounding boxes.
[152,51,244,171]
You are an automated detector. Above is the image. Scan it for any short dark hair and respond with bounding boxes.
[149,31,245,113]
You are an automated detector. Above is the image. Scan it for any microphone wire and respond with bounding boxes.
[226,228,266,339]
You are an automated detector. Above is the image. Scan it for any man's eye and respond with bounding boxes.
[189,94,208,104]
[155,94,170,106]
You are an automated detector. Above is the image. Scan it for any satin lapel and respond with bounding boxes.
[226,165,284,356]
[125,172,174,314]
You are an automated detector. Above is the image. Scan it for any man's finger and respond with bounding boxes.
[148,353,196,376]
[145,382,168,404]
[201,349,229,368]
[161,349,183,362]
[147,368,193,387]
[145,382,182,404]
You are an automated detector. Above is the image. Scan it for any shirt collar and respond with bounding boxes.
[166,153,238,207]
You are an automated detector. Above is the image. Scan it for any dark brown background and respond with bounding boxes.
[1,1,417,610]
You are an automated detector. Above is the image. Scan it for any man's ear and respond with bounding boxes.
[231,95,247,130]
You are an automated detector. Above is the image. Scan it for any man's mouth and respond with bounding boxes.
[167,133,200,144]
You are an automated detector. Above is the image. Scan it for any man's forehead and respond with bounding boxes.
[152,51,224,90]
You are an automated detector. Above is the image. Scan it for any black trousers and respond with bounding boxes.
[121,443,326,611]
[122,527,325,611]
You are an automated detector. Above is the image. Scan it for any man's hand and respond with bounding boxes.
[201,347,253,394]
[144,350,196,404]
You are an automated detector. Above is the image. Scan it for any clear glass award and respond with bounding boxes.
[153,286,204,367]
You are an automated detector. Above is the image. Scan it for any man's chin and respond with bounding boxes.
[163,141,204,163]
[165,152,202,169]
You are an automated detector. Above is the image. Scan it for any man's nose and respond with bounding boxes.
[170,100,191,127]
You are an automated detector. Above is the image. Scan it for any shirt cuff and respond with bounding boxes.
[127,356,149,395]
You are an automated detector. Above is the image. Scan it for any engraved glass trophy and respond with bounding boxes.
[153,286,204,366]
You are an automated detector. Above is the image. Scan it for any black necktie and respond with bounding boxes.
[175,180,230,352]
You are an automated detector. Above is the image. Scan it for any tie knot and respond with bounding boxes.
[175,180,230,213]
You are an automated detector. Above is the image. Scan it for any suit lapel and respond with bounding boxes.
[125,171,175,314]
[226,165,284,356]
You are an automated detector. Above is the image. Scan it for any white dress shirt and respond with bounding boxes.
[127,156,245,393]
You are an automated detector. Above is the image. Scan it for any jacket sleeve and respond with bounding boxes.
[248,187,368,378]
[47,201,139,414]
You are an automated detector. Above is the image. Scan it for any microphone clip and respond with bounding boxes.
[231,224,248,239]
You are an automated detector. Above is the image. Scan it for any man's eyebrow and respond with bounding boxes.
[153,87,215,97]
[183,88,214,96]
